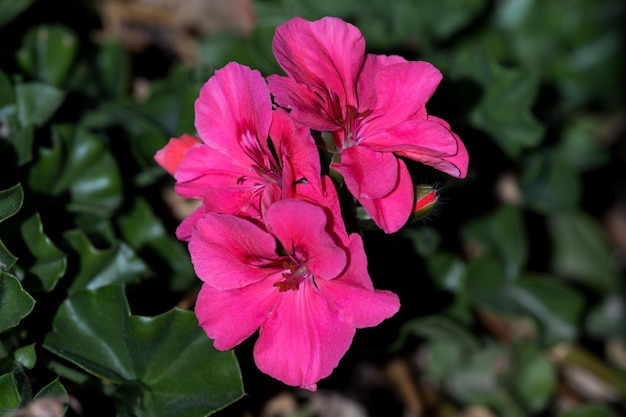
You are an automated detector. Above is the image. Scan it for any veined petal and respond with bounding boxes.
[195,281,277,351]
[265,200,347,280]
[318,235,400,328]
[267,75,340,131]
[269,109,323,194]
[367,119,468,178]
[361,61,442,135]
[356,159,414,233]
[332,146,398,200]
[154,134,201,176]
[174,143,252,199]
[253,279,355,390]
[272,17,365,107]
[175,204,204,242]
[195,62,272,156]
[189,213,280,289]
[357,53,407,111]
[292,176,349,243]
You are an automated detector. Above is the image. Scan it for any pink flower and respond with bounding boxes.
[160,62,323,240]
[267,16,469,233]
[189,197,400,390]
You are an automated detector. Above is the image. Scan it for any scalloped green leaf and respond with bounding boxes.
[28,124,122,216]
[16,25,78,86]
[0,271,35,333]
[448,46,544,157]
[519,151,582,214]
[462,205,527,280]
[466,258,584,346]
[507,345,556,413]
[63,229,145,294]
[20,213,66,291]
[34,378,67,403]
[14,343,37,370]
[548,210,619,293]
[15,82,65,128]
[0,184,23,271]
[44,285,244,417]
[0,183,23,224]
[96,40,130,98]
[118,197,195,292]
[0,0,34,29]
[0,372,21,412]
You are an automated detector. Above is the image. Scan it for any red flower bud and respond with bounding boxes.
[411,184,438,220]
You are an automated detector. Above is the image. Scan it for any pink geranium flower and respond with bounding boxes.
[156,62,323,240]
[189,197,400,390]
[268,16,469,233]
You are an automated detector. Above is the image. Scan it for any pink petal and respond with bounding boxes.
[253,279,355,390]
[174,144,252,199]
[357,54,407,111]
[189,213,280,289]
[195,281,277,351]
[201,186,263,219]
[361,61,442,135]
[272,17,365,108]
[317,234,400,328]
[265,200,347,280]
[195,62,272,156]
[292,176,348,242]
[367,118,468,178]
[269,109,323,194]
[176,204,204,241]
[357,159,414,233]
[332,146,398,200]
[154,134,202,176]
[267,75,340,131]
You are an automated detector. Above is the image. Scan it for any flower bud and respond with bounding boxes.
[411,184,438,220]
[154,134,201,176]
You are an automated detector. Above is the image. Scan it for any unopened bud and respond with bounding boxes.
[154,134,202,176]
[411,184,438,220]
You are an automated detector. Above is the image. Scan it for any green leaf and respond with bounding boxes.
[16,25,78,86]
[0,372,21,412]
[20,213,67,291]
[507,345,556,413]
[466,258,584,346]
[0,0,34,29]
[0,271,35,333]
[462,205,527,280]
[509,275,584,346]
[13,343,37,370]
[5,125,35,166]
[95,40,130,97]
[519,151,582,213]
[0,183,23,224]
[34,378,68,411]
[44,285,244,417]
[0,184,23,271]
[118,197,195,292]
[15,82,65,128]
[392,315,479,377]
[548,210,619,293]
[28,124,123,216]
[585,294,626,341]
[63,229,145,294]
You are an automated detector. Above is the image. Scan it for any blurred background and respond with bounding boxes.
[0,0,625,416]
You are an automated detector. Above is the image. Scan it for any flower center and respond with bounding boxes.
[334,104,371,148]
[273,260,311,292]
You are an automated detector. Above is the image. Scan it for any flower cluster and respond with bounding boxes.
[155,16,468,390]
